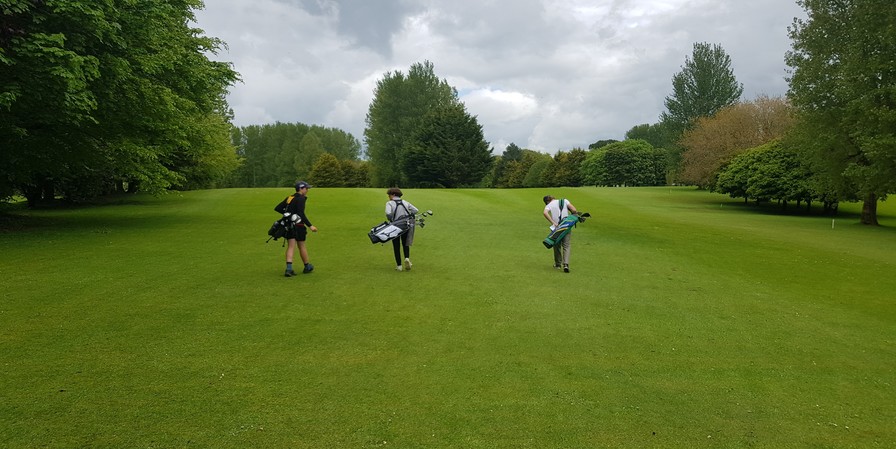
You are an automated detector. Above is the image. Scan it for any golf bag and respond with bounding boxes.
[267,213,301,243]
[543,212,590,248]
[368,217,412,244]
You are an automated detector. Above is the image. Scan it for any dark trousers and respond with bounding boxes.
[392,234,410,265]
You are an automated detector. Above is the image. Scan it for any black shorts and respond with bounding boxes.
[286,225,308,241]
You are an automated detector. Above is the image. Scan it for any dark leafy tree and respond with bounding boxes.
[522,154,552,188]
[625,123,675,149]
[365,60,459,187]
[582,140,666,187]
[502,143,523,161]
[308,153,344,187]
[786,0,896,225]
[497,150,552,188]
[340,159,370,187]
[714,150,753,202]
[542,148,586,187]
[588,139,619,150]
[715,141,816,209]
[1,0,240,205]
[401,104,492,188]
[489,143,523,187]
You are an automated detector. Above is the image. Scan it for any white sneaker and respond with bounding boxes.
[396,265,403,271]
[404,258,412,271]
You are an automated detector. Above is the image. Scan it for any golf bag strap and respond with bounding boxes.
[390,199,410,221]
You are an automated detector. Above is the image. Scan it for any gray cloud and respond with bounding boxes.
[194,0,805,153]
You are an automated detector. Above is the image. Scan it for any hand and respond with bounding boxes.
[310,225,318,232]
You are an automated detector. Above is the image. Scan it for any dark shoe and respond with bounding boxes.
[303,263,314,274]
[284,270,297,277]
[563,264,570,273]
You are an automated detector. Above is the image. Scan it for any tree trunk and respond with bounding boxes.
[42,180,55,203]
[24,186,41,209]
[861,193,879,225]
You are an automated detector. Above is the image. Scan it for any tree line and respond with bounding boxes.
[3,1,893,224]
[224,122,365,188]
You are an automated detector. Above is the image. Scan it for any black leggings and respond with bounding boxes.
[392,234,410,265]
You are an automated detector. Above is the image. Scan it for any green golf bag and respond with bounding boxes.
[543,212,590,249]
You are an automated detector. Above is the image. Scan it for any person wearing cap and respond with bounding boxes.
[543,194,578,273]
[385,187,418,271]
[274,181,318,277]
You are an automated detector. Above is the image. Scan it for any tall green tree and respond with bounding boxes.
[294,131,324,182]
[660,42,744,139]
[491,143,523,187]
[364,60,460,187]
[401,104,492,188]
[1,0,239,205]
[786,0,896,225]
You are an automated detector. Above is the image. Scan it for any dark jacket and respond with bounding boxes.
[274,194,313,227]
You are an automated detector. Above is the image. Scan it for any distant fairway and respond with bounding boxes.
[1,187,894,448]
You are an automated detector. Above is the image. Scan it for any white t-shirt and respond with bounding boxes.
[544,198,572,221]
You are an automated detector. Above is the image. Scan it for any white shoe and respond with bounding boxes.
[404,258,412,271]
[396,265,403,271]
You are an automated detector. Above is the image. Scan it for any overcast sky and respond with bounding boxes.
[193,0,806,154]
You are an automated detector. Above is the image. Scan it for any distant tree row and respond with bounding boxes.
[225,122,364,188]
[4,0,892,225]
[484,140,664,189]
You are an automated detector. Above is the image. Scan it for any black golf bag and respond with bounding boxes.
[267,213,301,242]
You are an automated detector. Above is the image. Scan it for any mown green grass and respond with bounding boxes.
[1,187,894,448]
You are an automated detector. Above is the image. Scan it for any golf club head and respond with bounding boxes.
[426,210,433,216]
[581,212,591,217]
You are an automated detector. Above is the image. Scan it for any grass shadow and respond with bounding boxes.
[0,193,196,233]
[669,188,895,225]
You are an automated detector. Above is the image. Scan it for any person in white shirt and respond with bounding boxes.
[543,195,578,272]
